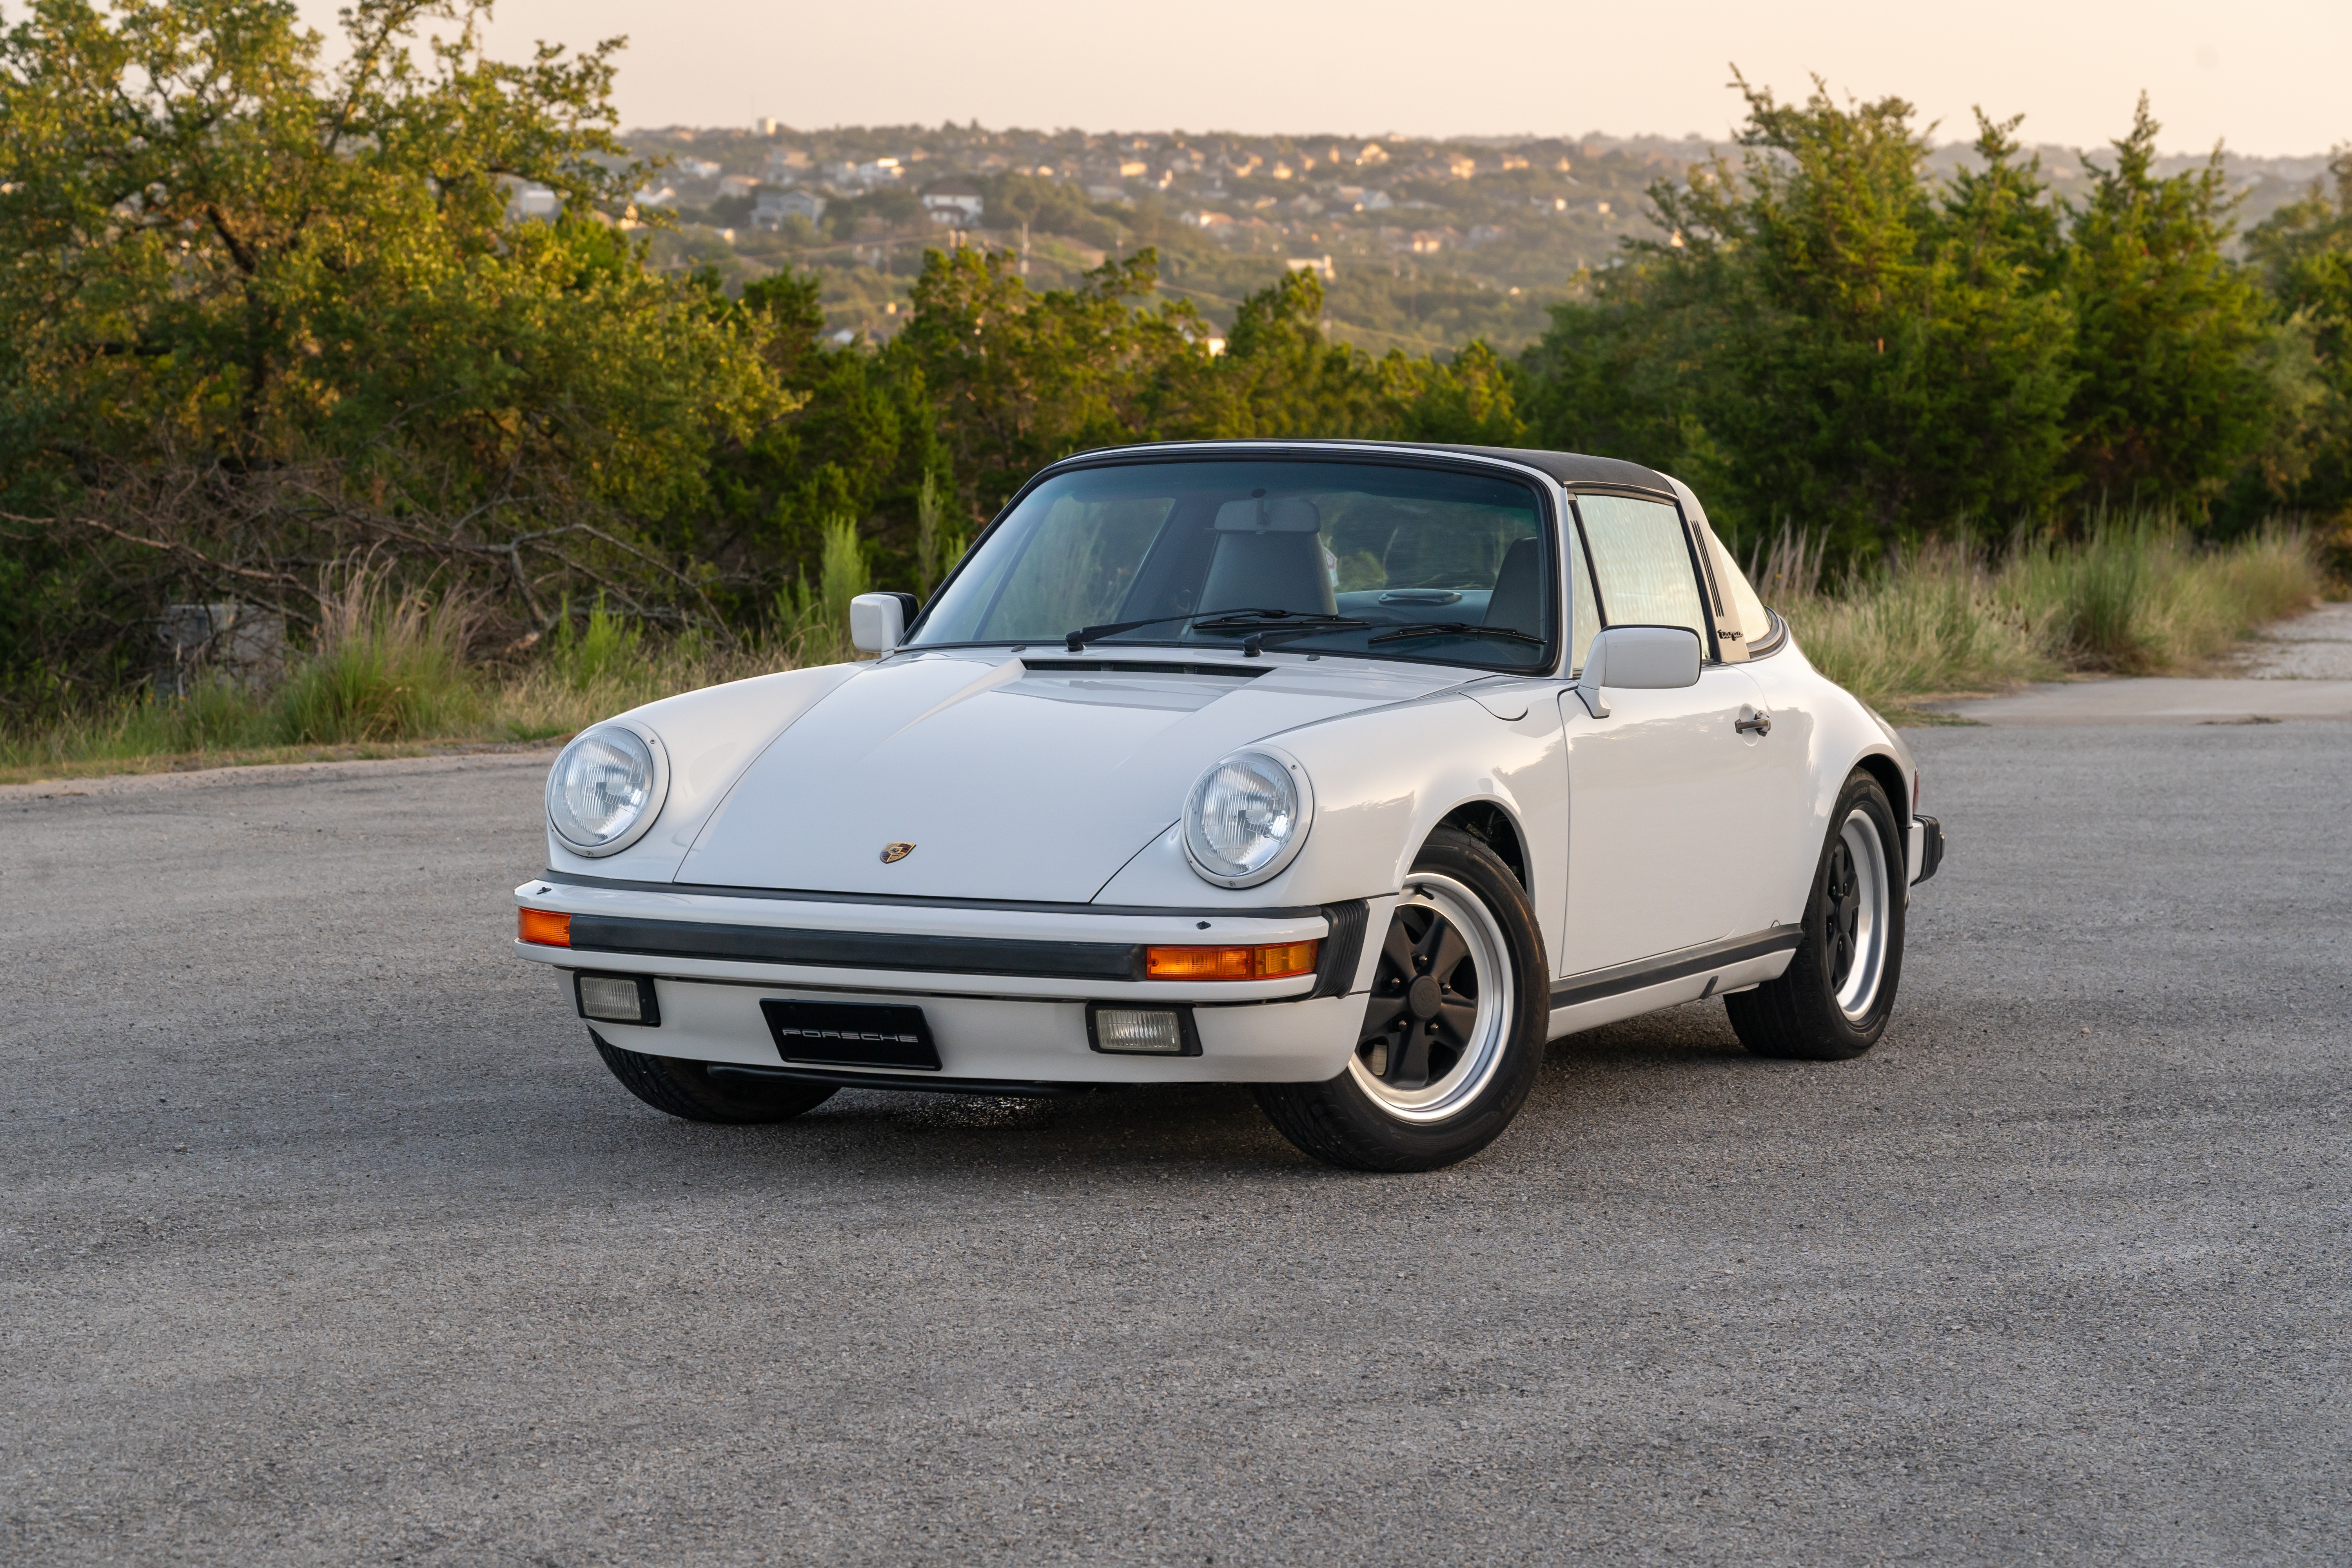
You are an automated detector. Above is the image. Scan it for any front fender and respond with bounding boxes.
[1091,690,1568,963]
[543,661,863,882]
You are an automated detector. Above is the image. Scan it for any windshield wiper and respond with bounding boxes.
[1063,608,1366,652]
[1365,621,1546,647]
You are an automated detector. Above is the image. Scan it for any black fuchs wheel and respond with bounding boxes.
[591,1031,838,1123]
[1253,826,1549,1172]
[1726,771,1906,1062]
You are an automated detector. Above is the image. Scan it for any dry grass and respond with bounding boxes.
[1774,521,2325,715]
[0,584,835,784]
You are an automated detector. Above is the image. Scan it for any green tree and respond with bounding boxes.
[1380,339,1531,446]
[0,0,786,693]
[1208,269,1387,438]
[2242,149,2352,528]
[894,247,1214,512]
[718,266,944,607]
[2062,96,2279,509]
[1525,78,2079,555]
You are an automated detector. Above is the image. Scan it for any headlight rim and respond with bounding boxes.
[546,721,670,858]
[1181,746,1315,889]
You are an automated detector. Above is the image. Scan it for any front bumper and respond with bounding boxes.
[513,877,1385,1085]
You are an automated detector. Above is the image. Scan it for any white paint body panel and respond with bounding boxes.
[511,448,1928,1086]
[577,973,1365,1084]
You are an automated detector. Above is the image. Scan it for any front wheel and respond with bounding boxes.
[592,1032,838,1123]
[1725,771,1905,1061]
[1254,827,1549,1172]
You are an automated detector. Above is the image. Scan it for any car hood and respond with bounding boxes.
[675,650,1467,902]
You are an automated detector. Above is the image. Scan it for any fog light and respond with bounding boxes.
[576,972,660,1026]
[1088,1003,1197,1055]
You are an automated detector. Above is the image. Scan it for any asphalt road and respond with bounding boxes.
[3,726,2347,1565]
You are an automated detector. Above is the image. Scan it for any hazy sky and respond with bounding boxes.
[296,0,2349,156]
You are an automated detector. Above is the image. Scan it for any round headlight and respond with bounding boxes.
[547,726,665,856]
[1183,750,1312,887]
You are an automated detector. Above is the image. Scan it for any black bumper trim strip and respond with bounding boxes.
[535,868,1331,921]
[568,913,1144,981]
[1549,928,1804,1009]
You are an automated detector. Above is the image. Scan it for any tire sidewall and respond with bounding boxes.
[1800,775,1905,1050]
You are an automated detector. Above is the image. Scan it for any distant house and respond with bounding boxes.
[1118,159,1149,179]
[633,184,677,209]
[507,183,559,222]
[1285,255,1336,280]
[674,158,722,181]
[920,177,984,224]
[1083,183,1127,203]
[1181,210,1234,230]
[1354,143,1390,166]
[753,188,827,229]
[855,158,904,187]
[717,174,759,200]
[764,146,810,180]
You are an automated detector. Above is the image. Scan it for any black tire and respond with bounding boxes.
[1254,826,1549,1172]
[1726,771,1905,1061]
[591,1031,838,1124]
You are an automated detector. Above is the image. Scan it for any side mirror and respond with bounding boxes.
[1575,624,1701,717]
[849,592,910,653]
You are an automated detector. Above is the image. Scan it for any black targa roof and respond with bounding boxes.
[1054,439,1674,494]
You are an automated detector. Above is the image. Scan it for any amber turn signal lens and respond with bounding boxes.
[1145,939,1319,980]
[518,908,572,947]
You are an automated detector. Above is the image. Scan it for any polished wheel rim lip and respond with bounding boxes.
[1827,808,1890,1020]
[1347,873,1514,1123]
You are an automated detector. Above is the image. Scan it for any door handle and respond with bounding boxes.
[1734,711,1772,736]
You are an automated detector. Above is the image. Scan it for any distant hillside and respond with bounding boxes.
[617,122,2342,356]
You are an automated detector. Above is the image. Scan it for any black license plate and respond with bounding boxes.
[760,998,940,1071]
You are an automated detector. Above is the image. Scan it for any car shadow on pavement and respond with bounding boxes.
[518,1000,1780,1182]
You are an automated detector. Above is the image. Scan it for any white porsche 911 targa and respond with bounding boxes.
[513,441,1944,1170]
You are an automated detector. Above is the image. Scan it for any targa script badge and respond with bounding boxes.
[880,842,916,864]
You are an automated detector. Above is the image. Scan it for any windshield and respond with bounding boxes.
[909,457,1555,671]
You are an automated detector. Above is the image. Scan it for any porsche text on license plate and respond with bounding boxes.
[760,998,941,1071]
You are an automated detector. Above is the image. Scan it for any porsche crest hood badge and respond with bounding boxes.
[880,842,916,864]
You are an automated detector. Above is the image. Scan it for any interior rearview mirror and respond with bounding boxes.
[1575,624,1702,717]
[1213,497,1322,532]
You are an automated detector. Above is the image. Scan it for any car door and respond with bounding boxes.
[1556,493,1805,980]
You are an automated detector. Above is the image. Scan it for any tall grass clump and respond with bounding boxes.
[274,576,482,744]
[914,469,969,598]
[772,515,871,664]
[1773,515,2325,711]
[488,591,818,743]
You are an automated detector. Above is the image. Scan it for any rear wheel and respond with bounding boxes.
[592,1032,838,1123]
[1254,827,1547,1171]
[1725,772,1904,1061]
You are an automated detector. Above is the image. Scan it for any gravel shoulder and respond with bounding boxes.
[2,726,2347,1565]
